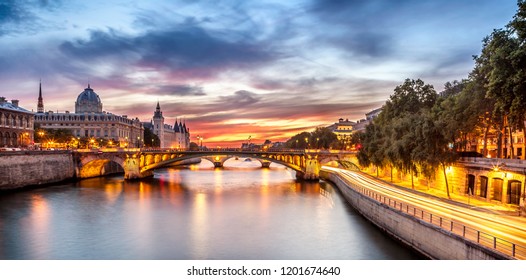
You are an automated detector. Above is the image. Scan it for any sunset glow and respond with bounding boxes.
[0,0,518,147]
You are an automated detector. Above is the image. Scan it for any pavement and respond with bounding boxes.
[361,171,524,217]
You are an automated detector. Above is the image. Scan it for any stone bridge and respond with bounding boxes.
[73,149,359,180]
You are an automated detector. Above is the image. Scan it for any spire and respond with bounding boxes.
[153,101,163,118]
[174,119,180,132]
[37,80,44,113]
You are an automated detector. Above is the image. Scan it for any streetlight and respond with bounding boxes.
[90,138,95,149]
[197,135,203,149]
[137,136,140,148]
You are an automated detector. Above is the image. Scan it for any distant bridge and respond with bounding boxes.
[73,149,359,180]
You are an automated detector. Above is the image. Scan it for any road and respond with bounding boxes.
[322,166,526,259]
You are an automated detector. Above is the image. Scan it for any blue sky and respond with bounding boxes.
[0,0,519,146]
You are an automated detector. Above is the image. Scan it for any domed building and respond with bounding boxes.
[75,85,103,113]
[35,83,143,148]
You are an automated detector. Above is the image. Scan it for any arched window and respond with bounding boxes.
[11,132,17,146]
[478,176,488,198]
[507,180,521,205]
[467,174,475,195]
[492,178,503,201]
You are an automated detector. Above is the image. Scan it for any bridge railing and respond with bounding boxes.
[329,170,526,260]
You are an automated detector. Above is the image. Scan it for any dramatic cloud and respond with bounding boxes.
[0,0,520,146]
[59,24,280,80]
[155,84,206,96]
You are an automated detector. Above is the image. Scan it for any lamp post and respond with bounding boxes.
[197,135,203,149]
[137,136,140,148]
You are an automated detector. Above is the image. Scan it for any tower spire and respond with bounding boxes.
[37,80,44,113]
[154,101,163,118]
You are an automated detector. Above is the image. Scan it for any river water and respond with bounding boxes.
[0,159,421,260]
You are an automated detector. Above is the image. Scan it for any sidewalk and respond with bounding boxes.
[362,171,523,217]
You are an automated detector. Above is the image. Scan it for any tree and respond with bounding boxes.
[143,127,160,147]
[285,131,312,149]
[309,127,339,149]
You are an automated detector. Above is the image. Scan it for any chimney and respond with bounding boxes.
[11,99,19,107]
[0,97,6,103]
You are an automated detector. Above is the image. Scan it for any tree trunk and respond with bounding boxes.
[497,120,504,158]
[509,125,515,158]
[376,165,379,177]
[523,123,526,160]
[410,167,414,189]
[483,122,490,156]
[390,165,393,182]
[442,162,451,199]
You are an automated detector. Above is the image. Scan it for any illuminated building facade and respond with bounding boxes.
[0,97,34,147]
[34,84,144,147]
[142,102,190,149]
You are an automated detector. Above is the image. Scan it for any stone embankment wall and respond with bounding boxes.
[321,170,511,260]
[0,151,76,191]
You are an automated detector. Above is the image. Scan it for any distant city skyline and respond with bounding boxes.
[0,0,519,147]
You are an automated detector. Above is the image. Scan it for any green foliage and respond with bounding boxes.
[35,128,73,144]
[143,127,160,147]
[359,78,459,183]
[285,128,338,149]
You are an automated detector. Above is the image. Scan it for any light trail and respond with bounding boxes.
[322,166,526,258]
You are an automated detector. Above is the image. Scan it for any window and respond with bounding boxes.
[508,181,521,205]
[492,178,503,201]
[478,176,488,198]
[467,175,475,195]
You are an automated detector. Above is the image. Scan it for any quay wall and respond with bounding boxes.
[321,170,511,260]
[0,152,203,191]
[0,151,76,191]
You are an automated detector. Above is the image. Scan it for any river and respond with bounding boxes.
[0,159,421,259]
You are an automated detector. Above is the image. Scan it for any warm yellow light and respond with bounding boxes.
[214,156,220,161]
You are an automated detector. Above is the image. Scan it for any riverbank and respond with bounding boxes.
[0,151,76,191]
[0,151,201,192]
[320,168,513,260]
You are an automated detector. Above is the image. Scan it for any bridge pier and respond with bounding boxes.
[296,158,321,180]
[123,156,153,180]
[202,155,233,168]
[256,159,271,168]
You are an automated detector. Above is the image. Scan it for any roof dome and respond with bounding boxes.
[75,84,103,113]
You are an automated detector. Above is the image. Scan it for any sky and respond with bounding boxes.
[0,0,520,147]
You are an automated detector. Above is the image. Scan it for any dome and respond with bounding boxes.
[75,84,103,113]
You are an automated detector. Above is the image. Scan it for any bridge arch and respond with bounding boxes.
[77,153,126,179]
[140,152,305,174]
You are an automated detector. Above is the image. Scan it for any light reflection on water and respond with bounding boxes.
[0,159,421,260]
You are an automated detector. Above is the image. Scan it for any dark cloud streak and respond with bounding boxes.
[59,24,281,79]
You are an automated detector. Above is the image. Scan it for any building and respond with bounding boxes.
[142,102,190,149]
[329,118,355,142]
[34,83,144,148]
[327,108,382,150]
[0,97,34,147]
